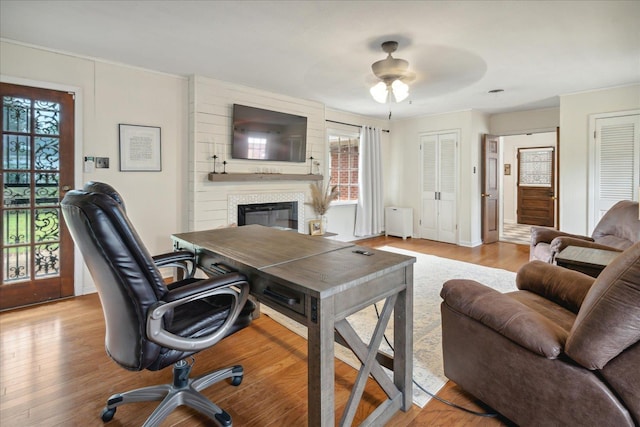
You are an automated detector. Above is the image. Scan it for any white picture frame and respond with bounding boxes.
[119,124,162,171]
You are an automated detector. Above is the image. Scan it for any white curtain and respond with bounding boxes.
[354,126,384,237]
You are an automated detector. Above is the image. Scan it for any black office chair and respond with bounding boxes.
[61,189,255,426]
[82,180,197,279]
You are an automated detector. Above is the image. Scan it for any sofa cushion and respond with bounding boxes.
[565,242,640,369]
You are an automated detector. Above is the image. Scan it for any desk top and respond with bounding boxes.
[173,225,416,298]
[173,224,353,270]
[263,245,415,297]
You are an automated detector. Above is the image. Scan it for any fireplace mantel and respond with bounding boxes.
[209,173,322,182]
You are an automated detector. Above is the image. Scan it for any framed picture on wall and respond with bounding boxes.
[119,124,162,171]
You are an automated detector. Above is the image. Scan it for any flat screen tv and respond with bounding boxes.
[232,104,307,162]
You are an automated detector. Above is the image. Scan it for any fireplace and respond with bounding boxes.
[228,192,306,233]
[238,201,298,230]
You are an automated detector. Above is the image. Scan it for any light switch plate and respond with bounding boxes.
[96,157,110,168]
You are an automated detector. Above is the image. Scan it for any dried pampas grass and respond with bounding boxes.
[308,181,339,216]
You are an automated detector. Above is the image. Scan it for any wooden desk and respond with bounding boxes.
[555,246,620,277]
[172,224,415,426]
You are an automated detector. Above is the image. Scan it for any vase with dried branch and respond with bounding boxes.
[308,181,339,233]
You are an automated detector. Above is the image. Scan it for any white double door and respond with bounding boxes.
[420,131,458,243]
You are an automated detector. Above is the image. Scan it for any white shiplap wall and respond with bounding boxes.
[188,75,326,231]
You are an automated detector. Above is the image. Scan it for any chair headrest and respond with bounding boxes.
[83,181,127,211]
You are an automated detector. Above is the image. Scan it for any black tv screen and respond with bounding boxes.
[232,104,307,162]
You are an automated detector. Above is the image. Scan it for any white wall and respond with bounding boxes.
[1,41,188,293]
[390,110,489,247]
[188,77,389,241]
[489,107,559,135]
[189,75,325,233]
[3,39,636,294]
[559,84,640,234]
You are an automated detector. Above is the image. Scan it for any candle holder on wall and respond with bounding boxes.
[308,156,314,174]
[222,160,228,174]
[211,155,218,174]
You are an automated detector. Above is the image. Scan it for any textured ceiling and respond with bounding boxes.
[1,0,639,119]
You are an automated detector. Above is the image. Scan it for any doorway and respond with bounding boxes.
[499,131,558,245]
[1,83,75,310]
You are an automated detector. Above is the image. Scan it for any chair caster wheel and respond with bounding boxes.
[230,375,243,386]
[101,407,116,422]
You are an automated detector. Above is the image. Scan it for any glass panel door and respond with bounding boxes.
[1,83,74,310]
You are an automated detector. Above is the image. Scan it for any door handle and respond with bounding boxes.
[481,193,491,198]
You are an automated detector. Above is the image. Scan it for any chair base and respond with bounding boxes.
[101,360,243,427]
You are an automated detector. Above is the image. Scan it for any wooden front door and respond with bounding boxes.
[1,83,75,310]
[481,135,500,243]
[517,147,555,226]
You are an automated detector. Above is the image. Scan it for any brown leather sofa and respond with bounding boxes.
[440,242,640,426]
[529,200,640,263]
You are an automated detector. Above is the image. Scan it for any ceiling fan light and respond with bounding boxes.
[391,79,409,102]
[370,82,389,103]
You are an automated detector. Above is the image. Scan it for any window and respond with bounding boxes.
[329,132,359,201]
[247,136,266,159]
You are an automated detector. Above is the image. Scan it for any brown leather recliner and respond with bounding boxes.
[529,200,640,263]
[440,242,640,426]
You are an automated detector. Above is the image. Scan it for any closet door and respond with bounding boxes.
[437,133,458,243]
[591,114,640,227]
[419,131,458,243]
[420,134,438,240]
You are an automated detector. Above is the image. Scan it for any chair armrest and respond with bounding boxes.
[516,261,595,313]
[163,272,247,301]
[550,237,623,255]
[152,250,196,279]
[530,226,592,246]
[441,279,568,358]
[146,273,249,352]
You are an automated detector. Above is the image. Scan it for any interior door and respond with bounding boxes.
[420,131,457,243]
[1,83,75,310]
[481,135,499,243]
[517,147,555,226]
[592,114,640,224]
[420,134,438,240]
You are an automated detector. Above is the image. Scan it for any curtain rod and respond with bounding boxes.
[325,119,390,133]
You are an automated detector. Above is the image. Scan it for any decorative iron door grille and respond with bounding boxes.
[1,83,74,309]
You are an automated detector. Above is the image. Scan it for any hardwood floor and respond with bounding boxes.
[0,238,529,426]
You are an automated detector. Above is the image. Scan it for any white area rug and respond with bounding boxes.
[261,245,517,408]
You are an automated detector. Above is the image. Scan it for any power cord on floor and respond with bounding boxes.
[372,303,498,418]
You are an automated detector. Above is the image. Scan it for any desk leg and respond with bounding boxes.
[395,265,413,410]
[308,296,335,427]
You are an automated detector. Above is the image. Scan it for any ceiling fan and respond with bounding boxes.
[370,41,415,104]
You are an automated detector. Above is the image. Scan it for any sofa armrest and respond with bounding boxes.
[441,279,568,358]
[516,261,595,313]
[530,226,592,246]
[550,236,624,255]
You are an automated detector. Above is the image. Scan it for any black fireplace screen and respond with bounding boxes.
[237,202,298,230]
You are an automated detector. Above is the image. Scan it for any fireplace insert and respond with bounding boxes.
[237,202,298,230]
